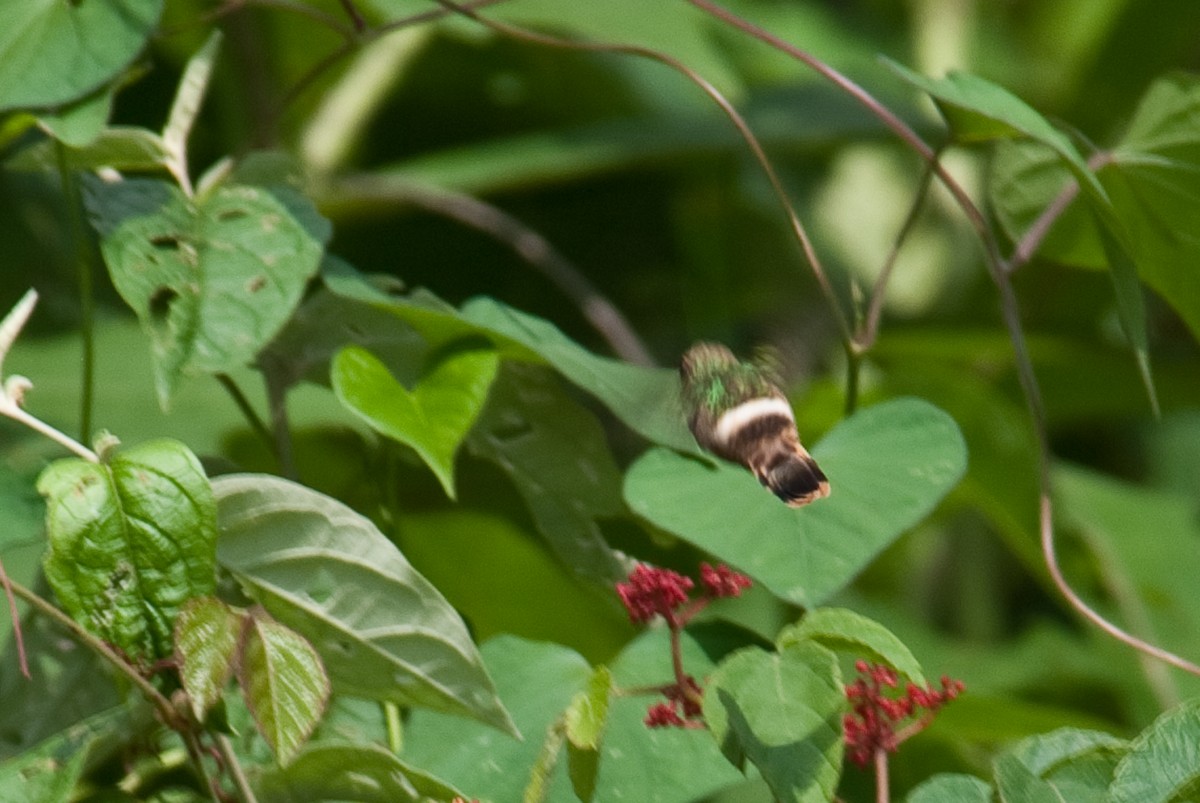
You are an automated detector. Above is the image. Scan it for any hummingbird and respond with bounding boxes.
[679,342,830,507]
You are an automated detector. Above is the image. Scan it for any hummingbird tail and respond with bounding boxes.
[755,444,830,508]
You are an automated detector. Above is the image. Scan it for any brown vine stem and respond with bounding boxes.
[428,0,856,350]
[873,747,889,803]
[689,0,1200,678]
[329,177,656,365]
[0,560,27,678]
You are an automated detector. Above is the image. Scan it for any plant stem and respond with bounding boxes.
[216,374,277,459]
[216,732,259,803]
[873,748,889,803]
[0,559,28,678]
[1,401,99,462]
[55,140,96,444]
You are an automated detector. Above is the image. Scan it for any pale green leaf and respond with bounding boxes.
[85,177,330,406]
[704,641,844,803]
[39,438,217,659]
[163,31,222,176]
[624,398,967,607]
[0,0,161,112]
[331,344,499,499]
[238,615,331,766]
[174,596,245,722]
[779,607,926,686]
[565,666,614,803]
[213,474,517,737]
[906,774,993,803]
[1109,698,1200,803]
[253,741,465,803]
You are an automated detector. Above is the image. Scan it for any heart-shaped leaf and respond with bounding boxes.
[0,0,161,112]
[779,608,926,686]
[213,474,517,738]
[39,438,217,659]
[704,641,845,803]
[331,344,499,499]
[623,398,966,607]
[85,177,330,406]
[238,615,331,766]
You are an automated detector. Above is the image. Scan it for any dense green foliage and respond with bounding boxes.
[3,1,1200,801]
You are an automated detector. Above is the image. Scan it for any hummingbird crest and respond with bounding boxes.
[680,342,830,507]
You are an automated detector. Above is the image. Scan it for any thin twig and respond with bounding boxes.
[216,373,278,459]
[0,559,28,678]
[331,177,656,364]
[336,0,367,32]
[1,402,99,462]
[55,142,96,444]
[216,732,259,803]
[873,747,889,803]
[428,0,855,348]
[264,371,297,480]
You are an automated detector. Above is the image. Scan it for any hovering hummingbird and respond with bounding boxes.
[680,342,830,507]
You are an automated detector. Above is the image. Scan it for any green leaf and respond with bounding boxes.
[778,607,926,686]
[0,705,142,803]
[565,666,614,803]
[331,344,499,499]
[0,0,161,112]
[993,74,1200,346]
[1002,728,1127,803]
[323,263,695,451]
[36,85,115,148]
[887,61,1155,405]
[467,363,627,581]
[403,636,594,802]
[624,398,967,607]
[703,641,845,803]
[1109,697,1200,803]
[906,774,993,803]
[252,741,465,803]
[85,177,330,406]
[238,615,331,766]
[162,30,222,181]
[174,596,245,722]
[212,474,517,738]
[993,752,1067,803]
[39,438,217,659]
[8,126,171,174]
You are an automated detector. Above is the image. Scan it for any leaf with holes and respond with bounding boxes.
[331,345,499,499]
[85,177,330,407]
[174,596,245,722]
[213,473,517,738]
[38,438,217,660]
[238,614,331,766]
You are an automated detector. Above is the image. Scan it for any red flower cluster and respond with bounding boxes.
[843,660,964,768]
[644,675,704,728]
[616,563,752,624]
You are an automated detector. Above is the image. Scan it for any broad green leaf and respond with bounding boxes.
[0,704,142,803]
[394,510,633,662]
[906,774,993,803]
[993,752,1063,803]
[778,607,926,686]
[467,363,627,581]
[238,615,331,766]
[1109,697,1200,802]
[993,74,1200,345]
[886,61,1153,403]
[403,636,593,802]
[253,741,465,803]
[0,0,161,112]
[323,262,696,451]
[85,177,330,406]
[212,474,517,737]
[39,438,217,659]
[704,642,844,803]
[8,126,170,175]
[1003,728,1128,803]
[331,344,499,499]
[565,666,614,803]
[174,596,245,722]
[36,85,114,147]
[624,398,967,607]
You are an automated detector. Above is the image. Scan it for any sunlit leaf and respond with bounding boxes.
[624,398,967,607]
[0,0,161,112]
[1109,695,1200,801]
[332,344,499,499]
[174,596,244,722]
[779,607,926,686]
[253,741,465,803]
[565,665,614,802]
[85,177,330,406]
[906,774,993,803]
[213,474,517,737]
[39,438,217,659]
[704,641,844,803]
[238,615,331,766]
